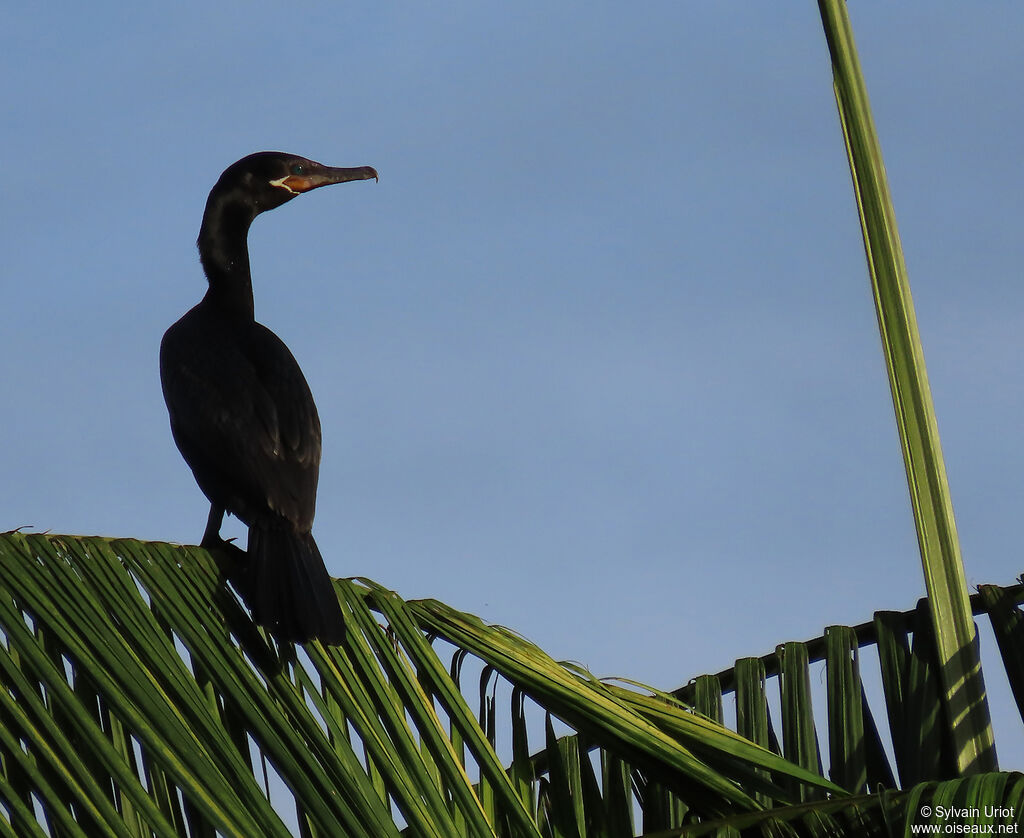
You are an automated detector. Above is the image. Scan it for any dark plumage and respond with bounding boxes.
[160,151,377,643]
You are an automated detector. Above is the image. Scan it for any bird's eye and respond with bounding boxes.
[290,164,305,175]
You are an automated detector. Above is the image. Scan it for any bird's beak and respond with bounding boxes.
[273,165,378,194]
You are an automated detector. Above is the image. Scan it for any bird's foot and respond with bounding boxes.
[201,535,251,597]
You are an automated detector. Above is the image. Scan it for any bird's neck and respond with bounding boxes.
[197,191,258,319]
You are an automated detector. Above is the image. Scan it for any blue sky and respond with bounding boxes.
[3,4,1023,768]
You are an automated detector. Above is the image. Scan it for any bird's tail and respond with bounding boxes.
[246,515,345,644]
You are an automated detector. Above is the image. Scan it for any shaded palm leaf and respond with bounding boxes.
[675,772,1024,837]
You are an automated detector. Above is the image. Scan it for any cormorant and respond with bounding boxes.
[160,151,377,644]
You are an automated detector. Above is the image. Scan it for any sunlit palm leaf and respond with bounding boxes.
[0,533,838,836]
[816,0,995,774]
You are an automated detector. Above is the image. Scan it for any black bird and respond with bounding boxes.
[160,151,377,644]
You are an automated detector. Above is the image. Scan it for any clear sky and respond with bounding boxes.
[3,4,1023,770]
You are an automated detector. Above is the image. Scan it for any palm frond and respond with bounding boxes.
[676,772,1024,837]
[0,533,838,836]
[677,584,1024,821]
[816,0,995,774]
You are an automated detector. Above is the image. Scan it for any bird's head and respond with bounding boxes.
[214,151,378,215]
[196,151,377,288]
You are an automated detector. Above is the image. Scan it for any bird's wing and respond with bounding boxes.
[245,322,322,470]
[160,317,321,531]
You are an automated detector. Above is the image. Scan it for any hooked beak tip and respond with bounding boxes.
[273,164,379,194]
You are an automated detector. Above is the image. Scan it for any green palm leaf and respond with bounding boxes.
[816,0,995,774]
[0,532,839,836]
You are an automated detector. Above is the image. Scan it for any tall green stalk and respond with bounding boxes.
[816,0,995,773]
